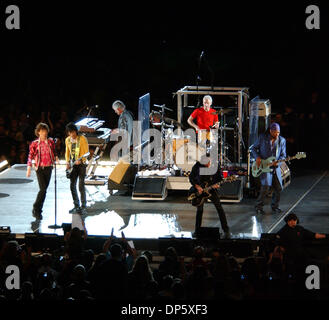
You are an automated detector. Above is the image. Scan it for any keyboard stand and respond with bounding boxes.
[85,142,108,185]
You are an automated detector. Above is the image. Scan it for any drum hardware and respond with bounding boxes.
[164,123,175,129]
[154,104,173,112]
[149,104,178,169]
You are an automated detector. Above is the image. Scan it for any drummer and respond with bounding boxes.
[187,95,219,143]
[188,95,219,131]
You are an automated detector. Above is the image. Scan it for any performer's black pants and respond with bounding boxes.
[70,164,86,208]
[33,166,52,213]
[195,190,229,233]
[256,172,282,210]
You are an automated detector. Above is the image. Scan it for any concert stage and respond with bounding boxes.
[0,164,328,246]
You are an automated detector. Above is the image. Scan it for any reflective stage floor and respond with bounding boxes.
[0,164,328,240]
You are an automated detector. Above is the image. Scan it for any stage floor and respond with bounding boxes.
[0,164,328,240]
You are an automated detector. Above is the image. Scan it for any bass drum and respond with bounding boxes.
[175,142,201,173]
[280,162,291,189]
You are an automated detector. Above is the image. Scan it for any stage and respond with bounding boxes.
[0,164,328,241]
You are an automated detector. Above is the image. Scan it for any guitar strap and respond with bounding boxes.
[275,136,281,159]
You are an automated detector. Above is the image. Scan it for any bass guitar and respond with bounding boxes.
[251,152,306,178]
[188,175,238,207]
[66,152,90,179]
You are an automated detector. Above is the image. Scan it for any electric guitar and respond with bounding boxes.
[188,175,238,207]
[251,152,306,178]
[66,152,90,179]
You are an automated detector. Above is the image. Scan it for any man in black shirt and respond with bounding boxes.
[189,155,230,239]
[277,213,326,264]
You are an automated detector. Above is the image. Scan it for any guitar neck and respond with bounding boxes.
[277,156,296,164]
[204,180,225,192]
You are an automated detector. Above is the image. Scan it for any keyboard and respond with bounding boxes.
[75,117,111,145]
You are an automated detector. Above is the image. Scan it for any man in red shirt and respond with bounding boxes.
[187,95,219,133]
[27,123,58,220]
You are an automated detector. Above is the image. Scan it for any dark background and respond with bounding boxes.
[0,1,328,166]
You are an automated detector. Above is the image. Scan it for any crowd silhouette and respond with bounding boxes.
[1,229,329,301]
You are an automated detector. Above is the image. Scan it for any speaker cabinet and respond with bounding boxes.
[132,176,168,200]
[108,162,137,191]
[218,177,244,202]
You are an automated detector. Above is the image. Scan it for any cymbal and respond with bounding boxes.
[164,124,175,129]
[150,110,161,115]
[164,117,185,128]
[219,126,234,131]
[151,122,163,126]
[213,106,238,109]
[211,109,233,115]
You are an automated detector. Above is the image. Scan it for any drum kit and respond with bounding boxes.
[149,104,195,172]
[149,104,237,173]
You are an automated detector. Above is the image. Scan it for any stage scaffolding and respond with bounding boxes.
[175,86,250,167]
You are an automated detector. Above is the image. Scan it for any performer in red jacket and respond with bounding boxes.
[26,122,58,220]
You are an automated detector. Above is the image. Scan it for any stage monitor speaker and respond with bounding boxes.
[132,176,167,200]
[196,227,220,240]
[109,161,131,184]
[218,177,244,202]
[108,162,137,191]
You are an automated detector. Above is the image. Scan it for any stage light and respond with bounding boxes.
[0,160,10,173]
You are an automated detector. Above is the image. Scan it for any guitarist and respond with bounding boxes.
[250,122,286,215]
[65,122,89,214]
[189,155,230,239]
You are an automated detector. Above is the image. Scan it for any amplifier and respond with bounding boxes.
[218,176,244,202]
[108,162,138,191]
[132,176,168,200]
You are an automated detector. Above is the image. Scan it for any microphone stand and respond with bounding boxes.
[86,105,98,118]
[48,158,61,230]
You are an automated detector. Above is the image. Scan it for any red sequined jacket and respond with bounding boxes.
[27,138,57,170]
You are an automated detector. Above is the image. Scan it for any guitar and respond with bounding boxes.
[188,175,238,207]
[251,152,306,178]
[66,152,90,179]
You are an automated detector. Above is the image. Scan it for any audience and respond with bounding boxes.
[0,230,329,301]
